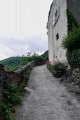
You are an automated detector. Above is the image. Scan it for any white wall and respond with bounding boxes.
[47,0,67,63]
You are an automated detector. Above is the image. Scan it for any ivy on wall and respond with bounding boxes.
[66,9,79,34]
[62,9,80,69]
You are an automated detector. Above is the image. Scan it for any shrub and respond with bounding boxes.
[47,64,54,74]
[66,49,80,68]
[62,9,80,69]
[53,62,67,77]
[62,27,80,51]
[62,27,80,69]
[66,9,79,34]
[0,80,21,120]
[47,62,66,78]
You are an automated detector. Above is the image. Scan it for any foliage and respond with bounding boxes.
[4,65,19,71]
[0,51,48,71]
[62,21,80,68]
[47,64,55,75]
[26,51,48,65]
[62,10,80,69]
[47,62,67,78]
[53,62,67,77]
[41,50,48,61]
[20,55,27,66]
[0,57,21,66]
[62,27,80,51]
[0,80,21,120]
[66,49,80,68]
[66,9,79,34]
[27,54,43,63]
[0,64,33,120]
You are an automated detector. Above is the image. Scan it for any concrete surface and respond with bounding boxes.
[14,65,80,120]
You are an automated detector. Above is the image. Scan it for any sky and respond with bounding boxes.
[0,0,53,60]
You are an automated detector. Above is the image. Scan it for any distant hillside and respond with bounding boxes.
[0,51,48,67]
[0,57,21,66]
[42,50,48,61]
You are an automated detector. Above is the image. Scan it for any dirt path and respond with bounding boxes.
[14,65,80,120]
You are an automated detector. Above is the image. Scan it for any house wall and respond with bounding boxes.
[47,0,67,63]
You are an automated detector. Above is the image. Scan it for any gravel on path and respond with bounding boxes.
[14,65,80,120]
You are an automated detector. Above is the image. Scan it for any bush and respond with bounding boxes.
[61,9,80,69]
[62,27,80,51]
[66,49,80,68]
[47,64,54,74]
[0,79,21,120]
[62,27,80,69]
[53,63,67,77]
[66,9,79,34]
[47,63,67,78]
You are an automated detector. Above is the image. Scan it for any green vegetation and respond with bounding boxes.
[0,81,21,120]
[47,62,67,78]
[0,57,21,66]
[26,52,43,63]
[26,51,48,63]
[42,50,48,61]
[0,57,22,71]
[62,27,80,51]
[0,51,48,71]
[66,9,79,34]
[47,64,55,74]
[0,49,48,119]
[62,10,80,69]
[66,49,80,68]
[0,65,33,120]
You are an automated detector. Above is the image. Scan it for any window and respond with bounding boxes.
[53,6,60,26]
[56,33,59,40]
[53,16,56,26]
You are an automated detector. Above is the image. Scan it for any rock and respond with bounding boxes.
[75,78,80,85]
[68,85,80,94]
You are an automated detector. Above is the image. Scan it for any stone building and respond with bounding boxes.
[47,0,80,63]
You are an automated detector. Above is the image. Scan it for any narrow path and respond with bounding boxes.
[14,65,80,120]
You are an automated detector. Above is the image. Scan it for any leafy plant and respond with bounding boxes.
[47,64,54,74]
[62,26,80,69]
[62,10,80,69]
[66,49,80,68]
[47,62,66,78]
[66,9,79,34]
[53,62,67,77]
[0,79,21,120]
[62,27,80,51]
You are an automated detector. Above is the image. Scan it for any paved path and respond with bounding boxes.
[14,65,80,120]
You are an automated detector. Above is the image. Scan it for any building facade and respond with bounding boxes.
[47,0,80,64]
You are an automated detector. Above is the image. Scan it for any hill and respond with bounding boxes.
[0,51,48,71]
[42,50,48,61]
[0,57,21,66]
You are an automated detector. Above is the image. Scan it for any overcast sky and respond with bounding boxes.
[0,0,53,60]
